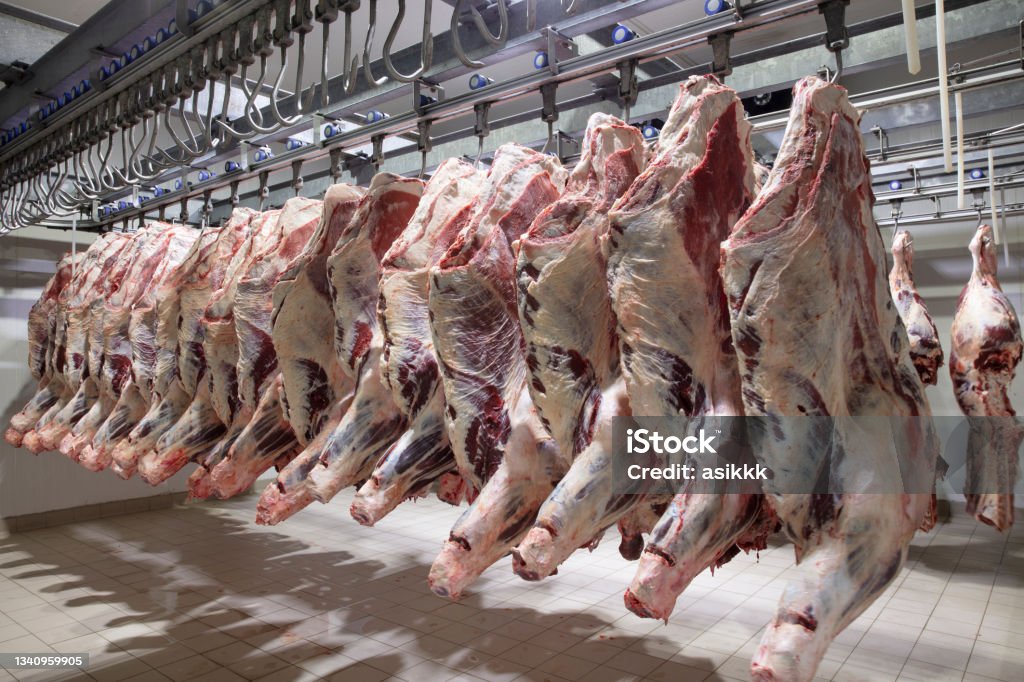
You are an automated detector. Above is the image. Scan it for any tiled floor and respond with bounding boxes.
[0,491,1021,682]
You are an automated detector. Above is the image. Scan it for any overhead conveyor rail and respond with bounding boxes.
[0,0,1021,234]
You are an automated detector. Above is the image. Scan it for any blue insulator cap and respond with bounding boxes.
[254,147,272,162]
[153,187,166,196]
[418,95,436,107]
[469,74,493,90]
[155,28,169,44]
[365,110,388,123]
[174,179,184,190]
[969,168,985,180]
[117,200,129,210]
[198,170,216,182]
[286,138,304,151]
[889,180,903,191]
[642,124,659,140]
[324,122,339,138]
[612,24,635,44]
[168,19,178,36]
[533,52,549,69]
[704,0,729,15]
[225,161,240,172]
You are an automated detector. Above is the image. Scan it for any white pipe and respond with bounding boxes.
[955,90,965,208]
[901,0,921,74]
[989,148,1000,242]
[936,0,953,172]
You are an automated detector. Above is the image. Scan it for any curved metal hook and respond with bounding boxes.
[383,0,433,83]
[363,0,388,87]
[270,31,318,127]
[452,0,508,68]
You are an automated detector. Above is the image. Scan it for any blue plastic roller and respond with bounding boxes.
[704,0,728,15]
[612,24,635,44]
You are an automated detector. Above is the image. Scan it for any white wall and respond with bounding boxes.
[0,229,190,519]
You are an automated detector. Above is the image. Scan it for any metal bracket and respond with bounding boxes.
[414,80,444,116]
[474,102,491,139]
[708,32,734,79]
[818,0,850,52]
[540,82,558,124]
[931,195,941,218]
[291,159,304,196]
[733,0,746,22]
[541,26,577,76]
[370,133,386,170]
[179,195,189,224]
[617,58,639,121]
[909,166,920,193]
[258,170,270,210]
[554,130,577,163]
[329,147,345,183]
[417,119,433,176]
[871,125,889,161]
[230,179,240,208]
[201,188,213,226]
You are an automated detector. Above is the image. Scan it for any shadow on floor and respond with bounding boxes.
[0,503,734,681]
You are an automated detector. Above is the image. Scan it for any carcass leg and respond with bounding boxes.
[751,494,924,682]
[254,396,351,523]
[6,382,60,445]
[31,379,96,451]
[306,356,406,504]
[209,375,300,499]
[512,382,638,580]
[351,388,455,526]
[117,381,191,480]
[429,398,560,600]
[625,494,771,621]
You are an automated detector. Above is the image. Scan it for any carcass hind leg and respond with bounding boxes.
[751,495,920,682]
[625,493,767,621]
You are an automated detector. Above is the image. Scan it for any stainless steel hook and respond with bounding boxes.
[383,0,433,83]
[452,0,508,68]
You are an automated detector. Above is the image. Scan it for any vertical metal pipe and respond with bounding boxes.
[955,89,965,208]
[936,0,953,172]
[901,0,920,74]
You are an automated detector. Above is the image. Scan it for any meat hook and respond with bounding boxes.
[363,0,388,87]
[384,0,433,82]
[451,0,508,69]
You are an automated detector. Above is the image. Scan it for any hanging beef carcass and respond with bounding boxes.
[889,229,945,531]
[22,232,135,453]
[69,224,202,469]
[425,143,569,600]
[584,76,772,618]
[6,251,81,447]
[509,112,651,581]
[137,210,258,474]
[251,183,372,524]
[890,230,944,385]
[292,174,423,508]
[42,231,154,453]
[177,197,322,496]
[112,214,266,479]
[950,224,1024,531]
[719,76,937,681]
[349,159,486,526]
[86,227,200,469]
[186,209,284,496]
